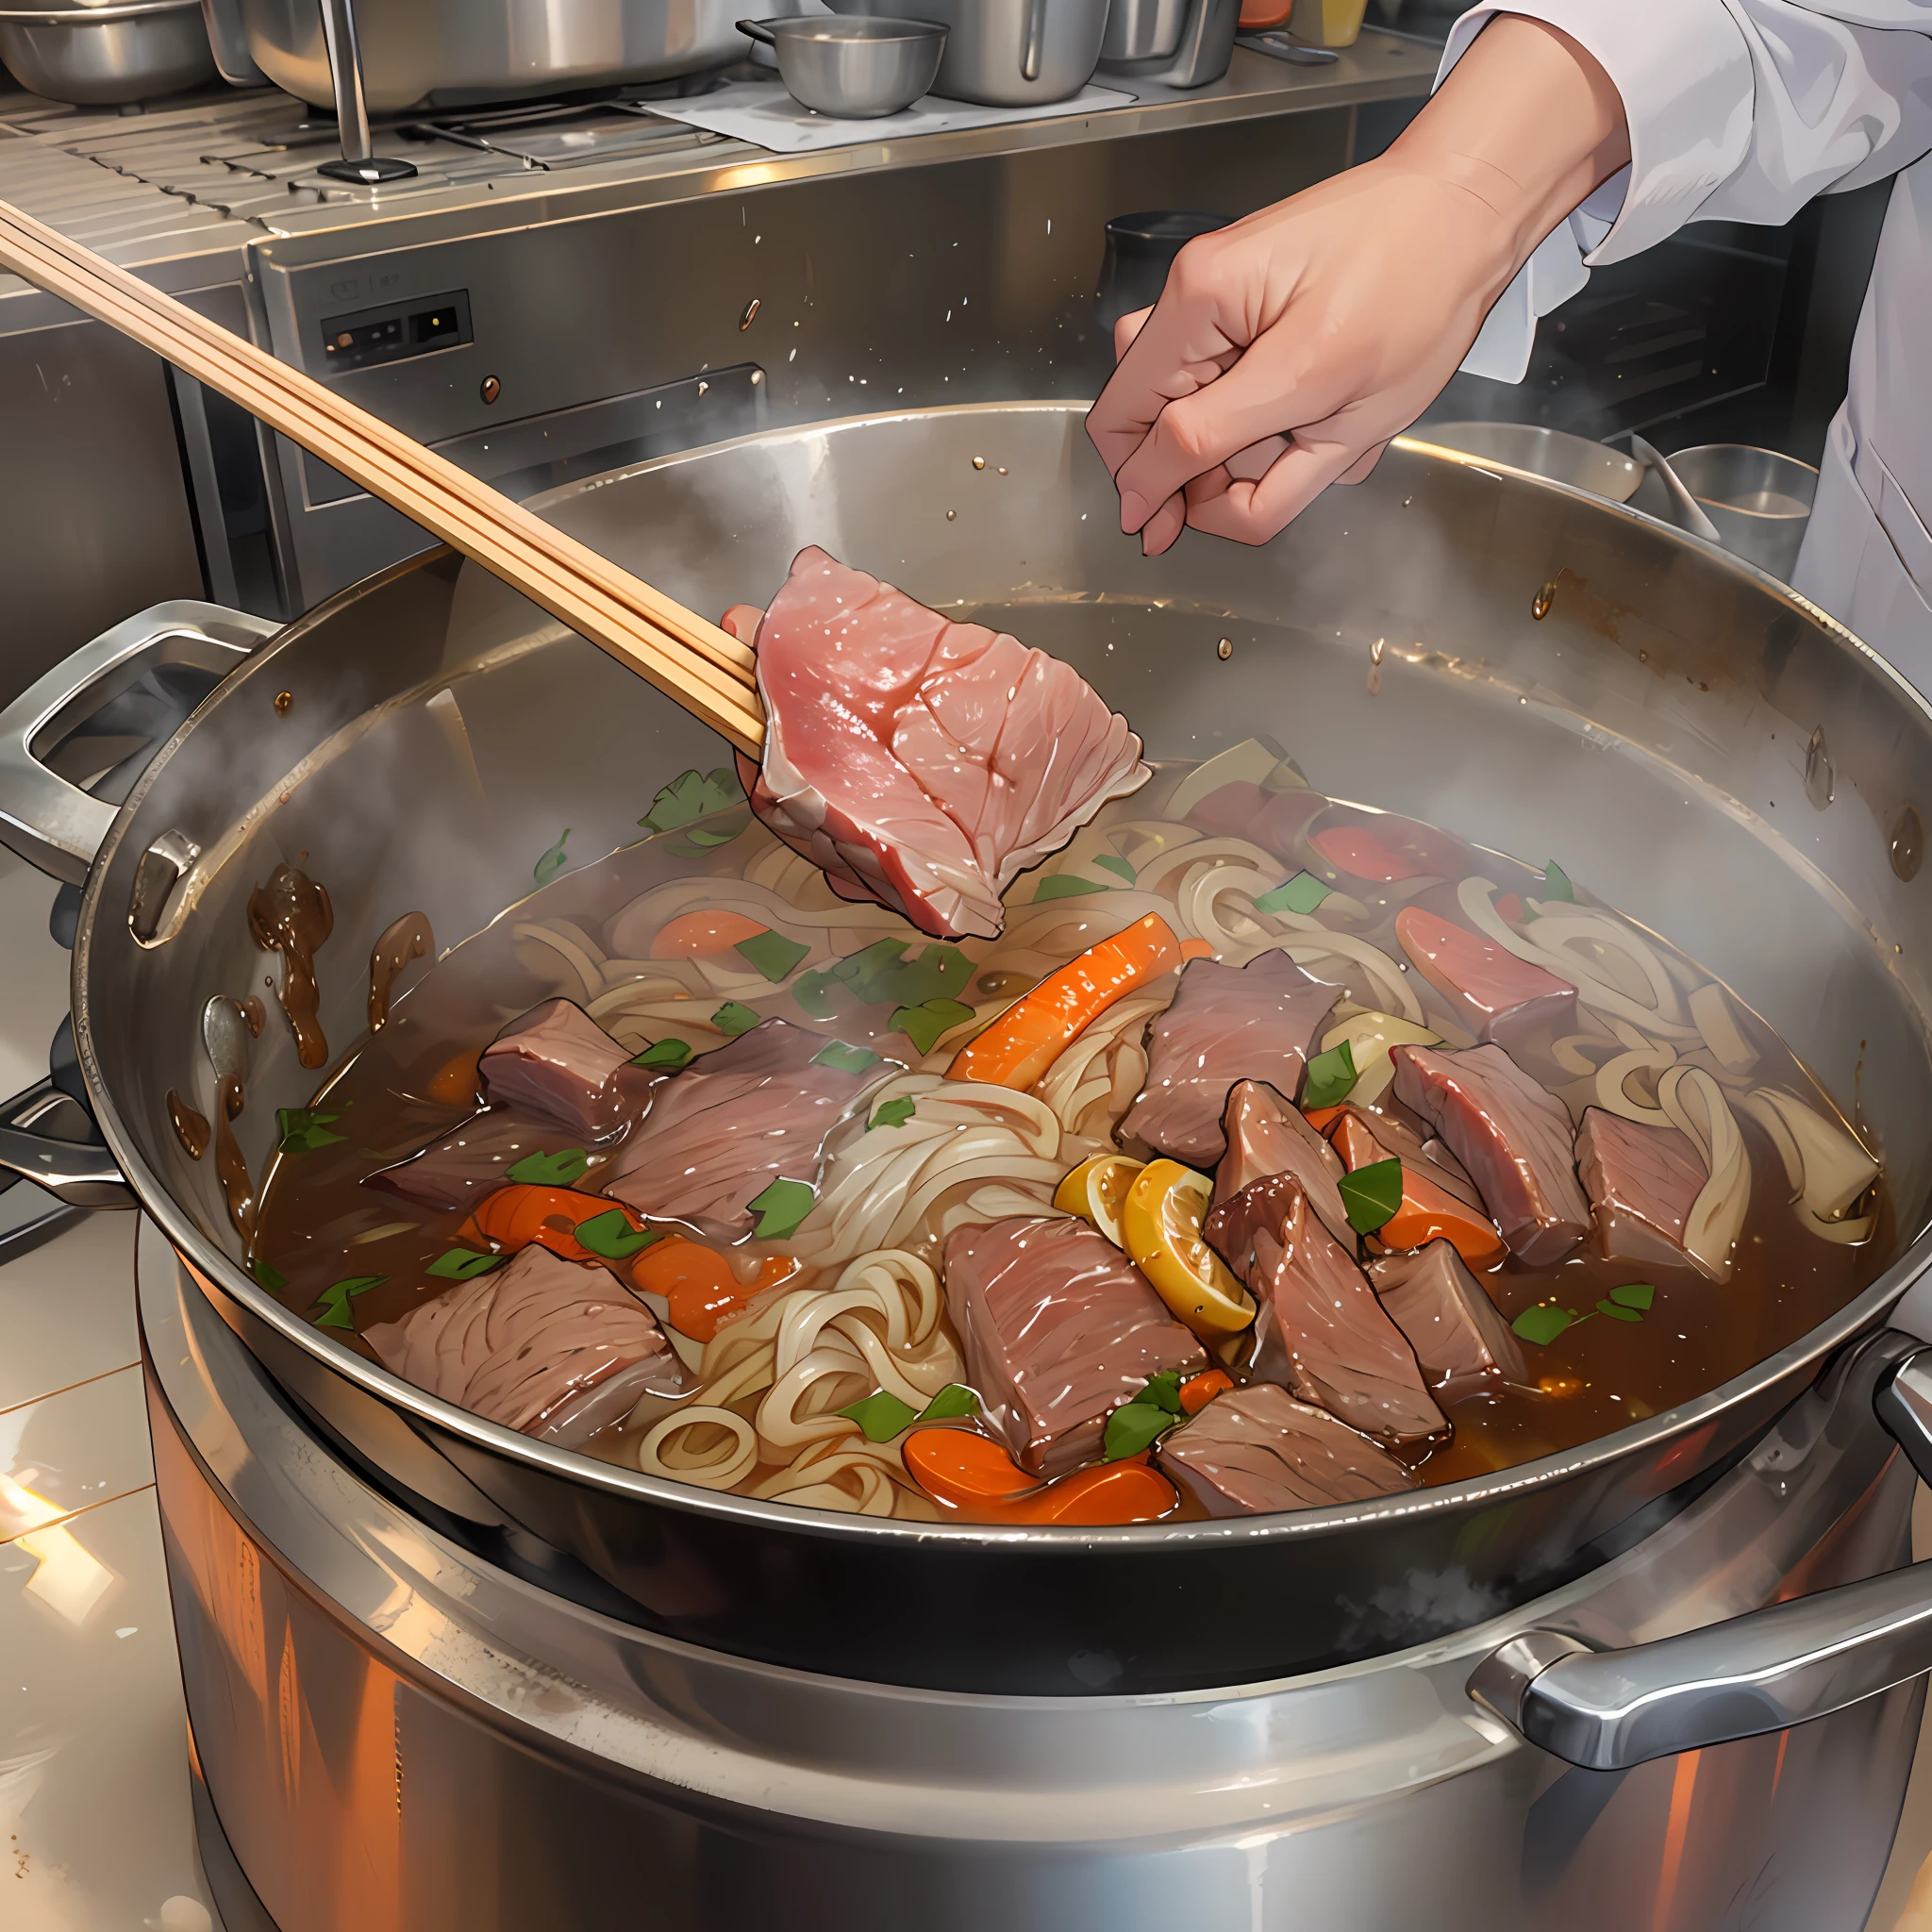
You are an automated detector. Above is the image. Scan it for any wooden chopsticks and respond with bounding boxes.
[0,198,767,756]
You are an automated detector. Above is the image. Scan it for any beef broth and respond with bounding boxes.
[245,755,1892,1521]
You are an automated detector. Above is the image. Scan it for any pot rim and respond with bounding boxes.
[0,0,199,23]
[74,402,1932,1552]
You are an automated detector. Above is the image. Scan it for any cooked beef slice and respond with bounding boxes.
[1157,1383,1419,1516]
[1366,1239,1530,1398]
[363,1242,686,1441]
[598,1018,891,1241]
[943,1216,1207,1478]
[1205,1173,1445,1443]
[1393,906,1577,1054]
[480,999,652,1138]
[365,1109,591,1212]
[1575,1106,1707,1270]
[1120,952,1339,1166]
[745,546,1148,941]
[1391,1043,1590,1264]
[1212,1079,1356,1252]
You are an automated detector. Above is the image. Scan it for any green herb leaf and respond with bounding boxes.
[791,969,844,1019]
[534,829,571,887]
[684,826,741,848]
[309,1274,386,1331]
[575,1208,659,1261]
[1511,1304,1575,1346]
[1140,1369,1185,1416]
[1033,874,1108,901]
[812,1040,881,1075]
[1301,1038,1357,1110]
[1338,1156,1403,1234]
[1596,1301,1643,1323]
[427,1247,503,1280]
[747,1177,816,1239]
[507,1146,589,1186]
[840,1390,919,1443]
[869,1097,917,1130]
[1103,1400,1178,1462]
[629,1038,691,1073]
[734,928,812,983]
[275,1107,343,1154]
[1254,871,1332,916]
[251,1258,287,1292]
[890,997,975,1056]
[915,1384,979,1423]
[711,1000,761,1037]
[1608,1281,1656,1310]
[1542,859,1574,902]
[639,766,742,833]
[1093,855,1138,884]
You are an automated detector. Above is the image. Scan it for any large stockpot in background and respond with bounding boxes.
[199,0,767,109]
[7,403,1932,1702]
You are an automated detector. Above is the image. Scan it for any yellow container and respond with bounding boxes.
[1288,0,1369,45]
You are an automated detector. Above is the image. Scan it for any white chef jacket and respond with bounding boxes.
[1441,4,1932,686]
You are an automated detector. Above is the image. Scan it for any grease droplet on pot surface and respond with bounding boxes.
[1216,638,1232,661]
[369,910,435,1032]
[248,863,334,1069]
[274,691,291,715]
[1892,805,1924,882]
[167,1091,208,1160]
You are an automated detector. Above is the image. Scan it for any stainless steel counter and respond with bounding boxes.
[0,39,1436,679]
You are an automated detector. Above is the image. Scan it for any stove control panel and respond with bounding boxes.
[319,289,473,375]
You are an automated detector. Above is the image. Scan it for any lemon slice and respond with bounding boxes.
[1122,1159,1255,1338]
[1054,1153,1144,1247]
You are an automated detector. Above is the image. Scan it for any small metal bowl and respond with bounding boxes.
[0,0,213,104]
[737,15,946,119]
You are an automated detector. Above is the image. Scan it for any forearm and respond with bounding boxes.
[1381,15,1630,293]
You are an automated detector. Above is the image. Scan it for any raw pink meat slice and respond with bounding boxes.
[1575,1106,1708,1272]
[1391,1043,1590,1263]
[943,1217,1206,1478]
[1366,1240,1530,1399]
[742,548,1149,940]
[363,1243,687,1445]
[1205,1172,1445,1444]
[1157,1384,1418,1516]
[368,1109,577,1212]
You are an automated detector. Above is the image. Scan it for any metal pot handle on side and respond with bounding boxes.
[0,598,276,1208]
[1471,1325,1932,1770]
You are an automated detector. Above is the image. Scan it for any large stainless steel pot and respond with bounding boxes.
[7,403,1932,1702]
[200,0,765,109]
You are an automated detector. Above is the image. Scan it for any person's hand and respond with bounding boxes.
[1086,16,1630,554]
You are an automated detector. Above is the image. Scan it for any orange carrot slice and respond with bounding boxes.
[948,912,1184,1091]
[903,1429,1178,1524]
[649,909,773,960]
[1178,1368,1234,1414]
[1302,1104,1344,1134]
[1179,937,1215,960]
[1326,1113,1506,1267]
[456,1185,649,1264]
[632,1238,796,1341]
[903,1428,1037,1505]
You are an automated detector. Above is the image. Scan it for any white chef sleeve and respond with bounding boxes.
[1446,3,1932,381]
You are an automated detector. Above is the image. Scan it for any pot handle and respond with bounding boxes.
[1469,1330,1932,1770]
[0,1077,134,1209]
[0,601,276,886]
[1022,0,1045,81]
[736,18,778,45]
